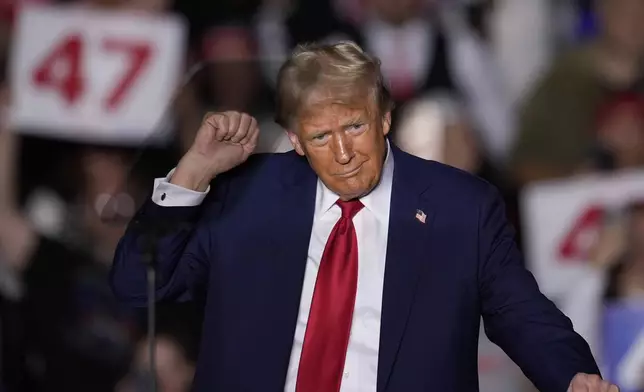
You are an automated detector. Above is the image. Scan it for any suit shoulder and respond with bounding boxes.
[409,152,492,187]
[404,154,497,202]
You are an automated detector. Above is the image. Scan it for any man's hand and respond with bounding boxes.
[568,373,619,392]
[172,111,259,191]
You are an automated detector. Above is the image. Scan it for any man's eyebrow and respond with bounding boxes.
[310,129,332,138]
[341,117,365,127]
[303,122,329,131]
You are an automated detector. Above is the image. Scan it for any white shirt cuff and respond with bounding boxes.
[151,168,210,207]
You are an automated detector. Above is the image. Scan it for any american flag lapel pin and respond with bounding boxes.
[415,209,426,224]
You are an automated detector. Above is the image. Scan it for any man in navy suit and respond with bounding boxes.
[110,41,616,391]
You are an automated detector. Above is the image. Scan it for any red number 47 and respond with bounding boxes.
[32,33,154,111]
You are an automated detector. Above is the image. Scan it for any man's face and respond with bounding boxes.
[288,100,391,200]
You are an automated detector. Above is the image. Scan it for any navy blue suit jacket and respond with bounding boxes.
[110,144,600,391]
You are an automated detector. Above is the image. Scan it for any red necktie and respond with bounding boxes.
[295,199,364,392]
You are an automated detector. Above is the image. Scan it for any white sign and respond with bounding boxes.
[521,170,644,298]
[9,5,186,144]
[521,170,644,357]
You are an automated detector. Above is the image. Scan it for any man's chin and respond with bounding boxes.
[334,182,377,201]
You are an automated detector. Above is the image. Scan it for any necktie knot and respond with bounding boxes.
[336,199,364,220]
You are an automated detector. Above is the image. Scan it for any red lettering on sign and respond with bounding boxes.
[102,38,153,111]
[31,34,154,111]
[557,205,605,261]
[32,33,84,105]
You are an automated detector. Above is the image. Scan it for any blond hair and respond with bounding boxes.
[274,41,394,129]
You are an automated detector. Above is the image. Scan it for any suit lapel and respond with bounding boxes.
[261,153,317,387]
[377,147,435,392]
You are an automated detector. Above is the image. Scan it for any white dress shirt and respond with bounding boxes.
[151,144,395,391]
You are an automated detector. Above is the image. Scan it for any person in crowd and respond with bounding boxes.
[487,0,555,104]
[604,201,644,300]
[111,41,610,391]
[552,89,644,360]
[255,0,362,89]
[512,0,644,185]
[564,199,644,359]
[356,0,514,163]
[590,92,644,172]
[0,1,204,388]
[393,91,484,174]
[0,127,146,391]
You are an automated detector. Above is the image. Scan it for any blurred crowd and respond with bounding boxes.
[1,0,644,391]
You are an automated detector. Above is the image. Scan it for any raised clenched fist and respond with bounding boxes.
[172,111,259,191]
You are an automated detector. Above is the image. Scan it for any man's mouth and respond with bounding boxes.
[336,165,362,178]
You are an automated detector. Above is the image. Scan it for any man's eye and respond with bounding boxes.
[349,123,365,131]
[312,134,328,141]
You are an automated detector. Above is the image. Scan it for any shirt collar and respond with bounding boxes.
[316,139,395,222]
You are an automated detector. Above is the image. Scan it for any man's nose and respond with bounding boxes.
[331,133,354,164]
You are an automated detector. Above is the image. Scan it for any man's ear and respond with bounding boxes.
[286,130,305,156]
[382,111,392,136]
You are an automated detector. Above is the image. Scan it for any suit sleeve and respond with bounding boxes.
[109,174,229,307]
[478,185,600,391]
